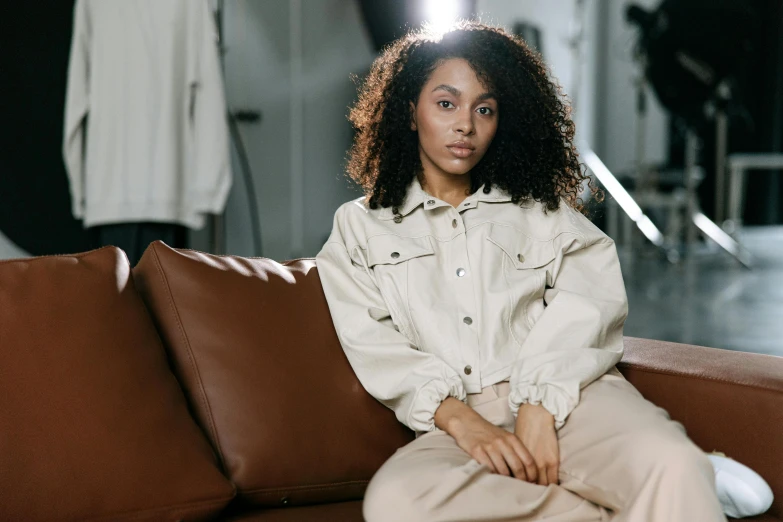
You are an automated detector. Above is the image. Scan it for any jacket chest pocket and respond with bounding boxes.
[367,234,435,268]
[486,224,555,329]
[366,234,436,342]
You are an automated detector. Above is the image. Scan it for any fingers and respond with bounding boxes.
[494,439,528,480]
[548,464,559,486]
[473,448,497,474]
[537,465,548,486]
[507,436,538,483]
[474,442,527,481]
[535,465,559,486]
[487,446,512,478]
[533,462,559,486]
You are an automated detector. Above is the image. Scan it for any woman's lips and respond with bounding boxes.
[446,146,475,158]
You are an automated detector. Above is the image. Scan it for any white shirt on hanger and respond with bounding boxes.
[63,0,232,229]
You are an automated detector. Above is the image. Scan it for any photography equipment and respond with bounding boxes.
[357,0,476,52]
[621,0,756,267]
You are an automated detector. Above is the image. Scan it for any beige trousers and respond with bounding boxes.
[363,366,726,522]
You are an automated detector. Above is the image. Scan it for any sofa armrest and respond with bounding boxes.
[617,337,783,519]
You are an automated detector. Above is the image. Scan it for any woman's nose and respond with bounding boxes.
[454,112,475,135]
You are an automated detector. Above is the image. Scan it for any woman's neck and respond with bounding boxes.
[418,172,472,209]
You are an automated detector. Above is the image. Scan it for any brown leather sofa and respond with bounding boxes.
[2,242,780,521]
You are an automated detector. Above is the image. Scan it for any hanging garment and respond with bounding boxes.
[63,0,232,230]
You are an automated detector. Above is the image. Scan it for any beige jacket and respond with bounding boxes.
[315,176,628,434]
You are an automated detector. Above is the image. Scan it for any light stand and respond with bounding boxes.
[572,0,752,268]
[211,0,264,257]
[713,83,731,223]
[683,128,753,267]
[569,0,668,255]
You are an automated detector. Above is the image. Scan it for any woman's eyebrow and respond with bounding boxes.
[432,84,460,96]
[431,84,496,101]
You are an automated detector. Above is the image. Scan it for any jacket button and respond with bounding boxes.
[393,215,402,223]
[463,316,472,325]
[456,268,466,277]
[391,252,400,259]
[517,253,525,262]
[464,365,472,375]
[427,199,435,205]
[452,219,458,228]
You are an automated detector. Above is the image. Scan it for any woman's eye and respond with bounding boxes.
[477,107,493,115]
[438,101,454,109]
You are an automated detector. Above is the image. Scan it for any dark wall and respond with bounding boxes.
[1,1,92,255]
[666,0,783,225]
[741,0,783,225]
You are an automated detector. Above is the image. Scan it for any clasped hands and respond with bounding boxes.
[442,399,560,486]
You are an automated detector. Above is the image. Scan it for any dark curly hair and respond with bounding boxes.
[346,20,603,216]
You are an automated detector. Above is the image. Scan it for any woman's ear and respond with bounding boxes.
[409,101,417,131]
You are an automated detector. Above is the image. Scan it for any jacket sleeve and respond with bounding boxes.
[62,0,91,220]
[186,0,232,217]
[315,212,467,433]
[508,232,628,430]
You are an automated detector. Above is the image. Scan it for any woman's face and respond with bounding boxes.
[410,58,499,180]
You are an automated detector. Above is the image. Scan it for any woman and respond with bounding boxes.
[315,21,755,521]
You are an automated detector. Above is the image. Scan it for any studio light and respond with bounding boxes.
[357,0,476,53]
[625,0,757,131]
[422,0,462,36]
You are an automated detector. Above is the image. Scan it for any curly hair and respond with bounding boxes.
[346,20,603,216]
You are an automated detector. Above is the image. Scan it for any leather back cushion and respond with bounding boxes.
[132,242,414,508]
[0,247,235,522]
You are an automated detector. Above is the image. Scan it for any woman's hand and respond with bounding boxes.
[514,403,560,486]
[435,398,538,481]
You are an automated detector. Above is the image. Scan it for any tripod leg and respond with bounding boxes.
[581,146,666,249]
[691,213,753,269]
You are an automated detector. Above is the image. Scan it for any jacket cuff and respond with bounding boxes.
[407,376,467,433]
[508,383,574,430]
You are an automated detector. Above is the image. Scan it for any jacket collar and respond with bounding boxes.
[378,176,518,220]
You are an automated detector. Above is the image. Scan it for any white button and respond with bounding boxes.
[452,219,458,228]
[517,253,525,262]
[463,316,472,325]
[456,268,466,277]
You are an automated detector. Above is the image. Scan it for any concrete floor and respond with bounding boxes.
[619,225,783,357]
